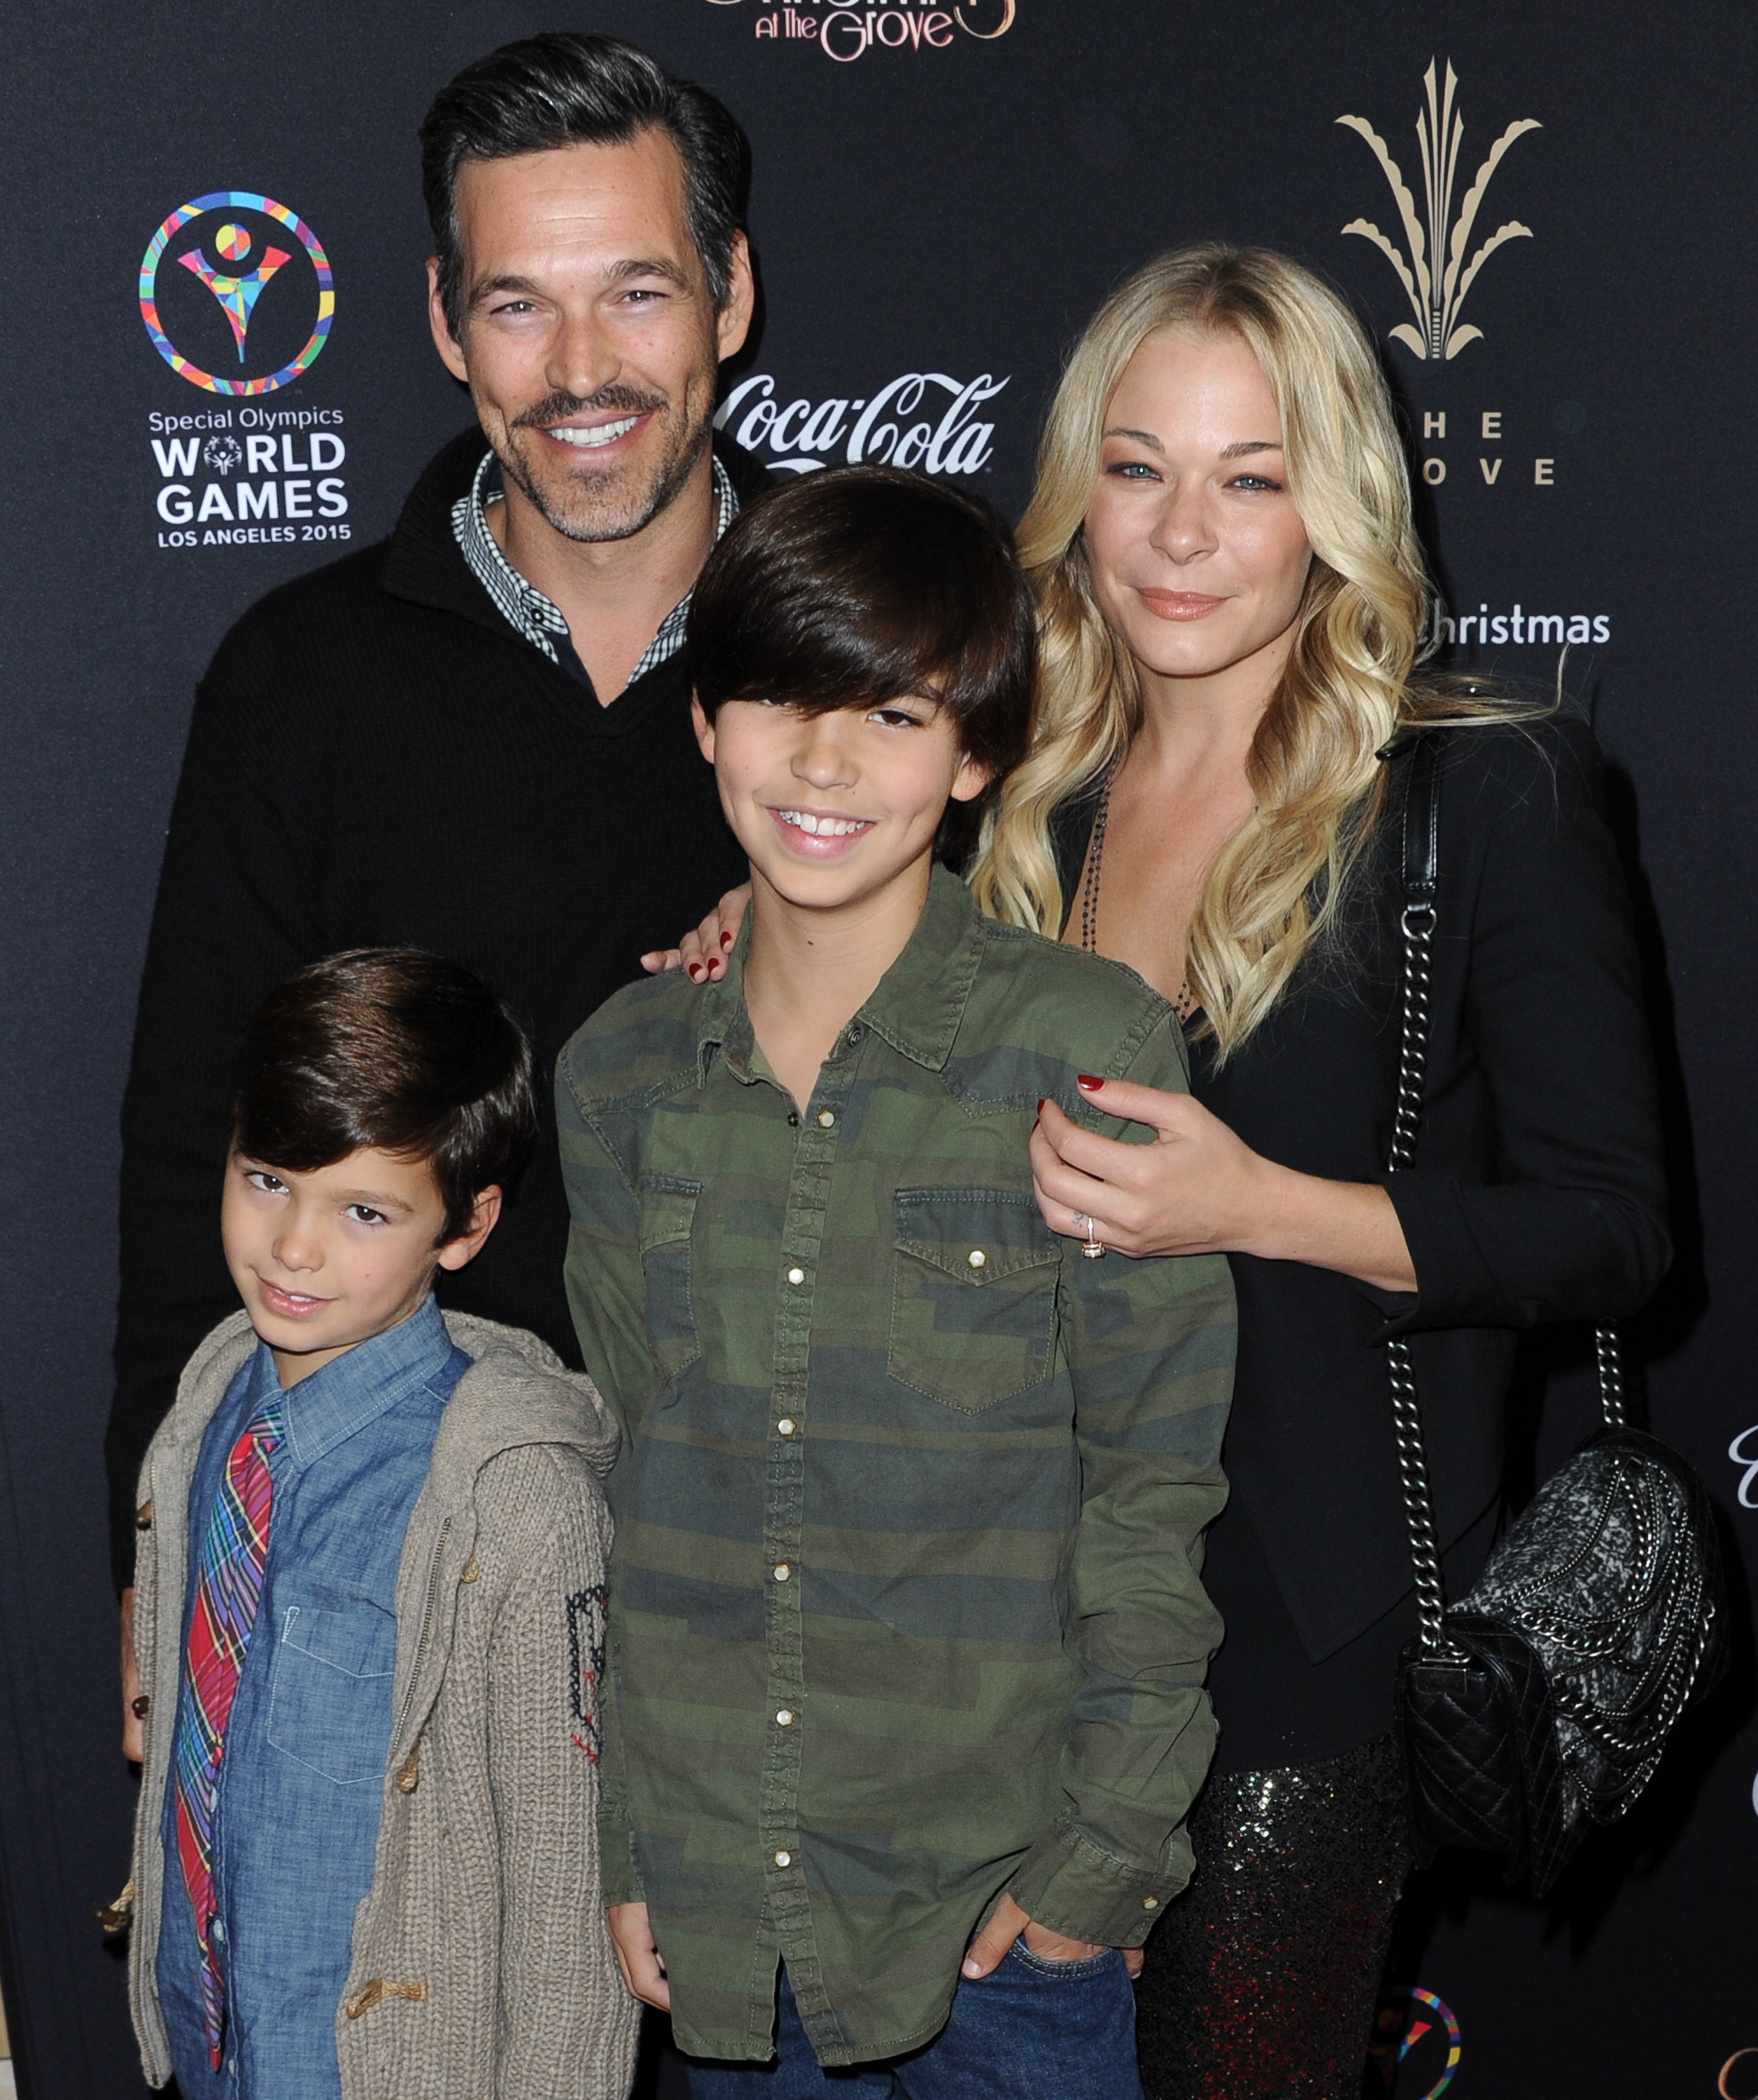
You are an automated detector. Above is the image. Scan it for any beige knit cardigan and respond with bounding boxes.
[127,1308,640,2100]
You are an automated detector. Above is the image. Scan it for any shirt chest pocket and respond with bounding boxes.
[638,1175,703,1386]
[888,1188,1062,1413]
[266,1603,398,1786]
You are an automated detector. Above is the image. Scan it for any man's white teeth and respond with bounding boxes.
[549,415,641,449]
[780,810,866,837]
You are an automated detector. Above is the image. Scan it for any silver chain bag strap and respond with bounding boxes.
[1385,730,1727,1893]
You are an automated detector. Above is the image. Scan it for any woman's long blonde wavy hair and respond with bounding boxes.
[971,242,1511,1060]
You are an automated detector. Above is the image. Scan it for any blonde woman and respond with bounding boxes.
[973,246,1668,2097]
[646,245,1668,2097]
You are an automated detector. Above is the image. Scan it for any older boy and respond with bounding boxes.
[557,468,1236,2096]
[127,948,638,2100]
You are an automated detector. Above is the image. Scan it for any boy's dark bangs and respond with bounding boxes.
[706,570,973,718]
[688,465,1037,783]
[232,1085,449,1177]
[231,1094,360,1175]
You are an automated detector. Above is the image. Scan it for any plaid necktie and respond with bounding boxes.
[173,1393,286,2068]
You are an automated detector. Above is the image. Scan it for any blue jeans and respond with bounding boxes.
[684,1945,1143,2099]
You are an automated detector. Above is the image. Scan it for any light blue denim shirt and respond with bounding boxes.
[157,1294,470,2099]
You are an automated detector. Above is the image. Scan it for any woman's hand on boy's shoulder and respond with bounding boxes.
[606,1900,671,2010]
[1029,1078,1266,1261]
[1032,1075,1416,1290]
[639,886,751,983]
[960,1891,1144,1982]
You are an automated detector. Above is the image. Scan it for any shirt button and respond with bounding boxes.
[213,1919,225,1942]
[786,1266,806,1285]
[846,1027,862,1046]
[1141,1895,1160,1910]
[967,1248,987,1270]
[817,1110,836,1128]
[773,1563,792,1582]
[776,1418,797,1436]
[787,1112,799,1127]
[775,1709,795,1726]
[773,1850,792,1868]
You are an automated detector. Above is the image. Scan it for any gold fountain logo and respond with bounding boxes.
[1337,60,1540,361]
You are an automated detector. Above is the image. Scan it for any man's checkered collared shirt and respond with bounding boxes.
[451,448,738,695]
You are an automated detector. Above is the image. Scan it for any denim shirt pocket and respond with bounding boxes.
[266,1602,398,1786]
[888,1187,1061,1413]
[638,1174,703,1390]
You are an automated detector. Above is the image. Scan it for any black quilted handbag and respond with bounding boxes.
[1384,732,1727,1894]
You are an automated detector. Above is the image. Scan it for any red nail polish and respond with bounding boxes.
[1036,1098,1048,1114]
[688,964,703,981]
[1076,1074,1104,1091]
[720,929,734,948]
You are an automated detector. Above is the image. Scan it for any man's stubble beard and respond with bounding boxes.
[491,363,719,547]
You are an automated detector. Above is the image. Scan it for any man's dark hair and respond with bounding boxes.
[688,466,1037,860]
[232,948,538,1244]
[420,31,750,340]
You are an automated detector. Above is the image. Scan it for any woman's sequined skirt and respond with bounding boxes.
[1134,1731,1413,2100]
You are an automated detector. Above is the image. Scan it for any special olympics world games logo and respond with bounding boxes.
[139,192,333,396]
[1338,60,1540,362]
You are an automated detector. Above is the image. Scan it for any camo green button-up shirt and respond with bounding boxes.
[557,867,1235,2068]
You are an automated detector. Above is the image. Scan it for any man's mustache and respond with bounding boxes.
[512,386,668,430]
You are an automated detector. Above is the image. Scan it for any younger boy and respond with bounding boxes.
[126,948,638,2100]
[557,468,1237,2096]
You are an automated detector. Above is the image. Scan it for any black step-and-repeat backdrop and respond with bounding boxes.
[2,3,1752,2093]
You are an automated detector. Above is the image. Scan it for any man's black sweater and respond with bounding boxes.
[107,428,761,1585]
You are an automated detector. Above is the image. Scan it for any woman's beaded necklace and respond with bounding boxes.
[1078,769,1198,1021]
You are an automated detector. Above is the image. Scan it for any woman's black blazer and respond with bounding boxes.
[1050,713,1671,1661]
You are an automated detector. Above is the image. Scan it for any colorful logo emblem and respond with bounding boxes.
[139,192,333,396]
[1370,1987,1462,2097]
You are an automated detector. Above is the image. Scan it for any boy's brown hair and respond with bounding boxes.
[687,465,1037,862]
[231,947,537,1241]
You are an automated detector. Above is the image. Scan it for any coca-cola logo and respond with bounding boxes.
[715,372,1008,476]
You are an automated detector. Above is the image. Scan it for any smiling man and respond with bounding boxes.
[109,34,766,1756]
